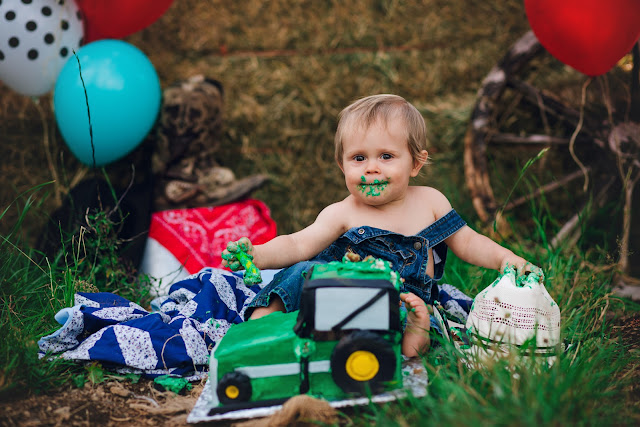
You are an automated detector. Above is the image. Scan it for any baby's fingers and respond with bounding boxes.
[226,241,239,253]
[529,265,545,282]
[516,262,544,280]
[228,260,242,271]
[226,237,253,255]
[518,262,545,282]
[221,250,241,271]
[237,237,253,253]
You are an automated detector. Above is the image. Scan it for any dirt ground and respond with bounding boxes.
[0,376,203,426]
[1,310,638,427]
[0,379,207,427]
[0,373,335,427]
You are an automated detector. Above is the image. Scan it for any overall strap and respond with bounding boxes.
[422,209,467,248]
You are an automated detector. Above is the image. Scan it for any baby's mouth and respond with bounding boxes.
[357,178,389,197]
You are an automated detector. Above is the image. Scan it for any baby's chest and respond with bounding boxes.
[344,212,436,236]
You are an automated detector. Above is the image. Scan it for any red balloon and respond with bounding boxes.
[77,0,175,43]
[525,0,640,76]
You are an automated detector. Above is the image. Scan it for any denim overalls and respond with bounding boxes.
[247,209,466,316]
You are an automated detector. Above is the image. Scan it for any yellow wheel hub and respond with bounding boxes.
[225,385,240,399]
[345,350,379,381]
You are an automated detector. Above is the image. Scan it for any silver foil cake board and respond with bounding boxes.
[187,358,428,423]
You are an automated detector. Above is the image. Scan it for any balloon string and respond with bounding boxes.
[569,77,591,192]
[72,50,96,170]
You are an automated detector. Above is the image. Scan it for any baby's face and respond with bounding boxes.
[340,118,422,207]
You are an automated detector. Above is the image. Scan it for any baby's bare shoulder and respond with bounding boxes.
[410,186,453,216]
[322,196,353,215]
[410,186,449,202]
[315,197,353,227]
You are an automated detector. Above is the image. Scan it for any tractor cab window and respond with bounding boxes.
[314,287,390,332]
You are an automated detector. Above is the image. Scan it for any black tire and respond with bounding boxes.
[330,330,397,394]
[216,371,252,404]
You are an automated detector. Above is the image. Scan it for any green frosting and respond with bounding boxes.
[153,375,192,394]
[311,256,402,291]
[236,251,262,284]
[224,241,262,284]
[502,264,544,287]
[357,178,389,197]
[216,311,299,370]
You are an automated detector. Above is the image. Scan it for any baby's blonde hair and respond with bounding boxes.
[334,94,428,168]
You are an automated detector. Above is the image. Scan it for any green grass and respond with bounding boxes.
[1,175,638,424]
[369,208,638,425]
[0,186,76,395]
[0,182,152,397]
[373,340,635,426]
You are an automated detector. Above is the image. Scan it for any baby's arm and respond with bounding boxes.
[446,226,529,273]
[223,202,348,270]
[429,190,539,275]
[400,292,431,357]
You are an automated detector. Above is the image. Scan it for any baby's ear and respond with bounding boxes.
[411,150,429,176]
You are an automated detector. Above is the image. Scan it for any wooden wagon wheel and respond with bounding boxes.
[464,30,640,279]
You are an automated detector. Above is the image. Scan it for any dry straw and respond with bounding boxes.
[1,0,531,238]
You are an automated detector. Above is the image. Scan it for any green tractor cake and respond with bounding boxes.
[208,257,404,414]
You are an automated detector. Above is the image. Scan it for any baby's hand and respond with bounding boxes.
[400,292,430,329]
[221,237,254,271]
[518,262,544,283]
[500,257,544,283]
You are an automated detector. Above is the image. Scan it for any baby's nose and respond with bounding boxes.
[365,159,380,174]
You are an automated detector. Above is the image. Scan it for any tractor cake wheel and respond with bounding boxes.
[217,372,252,404]
[330,330,396,394]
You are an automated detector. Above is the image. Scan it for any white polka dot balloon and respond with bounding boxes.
[0,0,84,97]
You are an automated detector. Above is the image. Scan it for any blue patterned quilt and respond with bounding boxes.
[38,268,472,379]
[38,268,262,379]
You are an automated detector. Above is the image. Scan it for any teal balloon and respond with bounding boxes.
[54,40,161,167]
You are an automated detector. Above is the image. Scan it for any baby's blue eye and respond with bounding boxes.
[354,155,365,162]
[381,153,393,160]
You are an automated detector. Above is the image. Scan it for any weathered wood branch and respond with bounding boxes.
[488,133,589,145]
[504,168,590,211]
[506,78,604,135]
[464,31,543,222]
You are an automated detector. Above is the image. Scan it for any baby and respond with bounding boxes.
[223,94,539,357]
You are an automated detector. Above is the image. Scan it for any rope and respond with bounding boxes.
[568,77,591,192]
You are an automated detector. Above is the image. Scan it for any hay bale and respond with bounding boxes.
[1,0,531,238]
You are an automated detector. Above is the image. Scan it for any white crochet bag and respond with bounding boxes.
[465,267,561,359]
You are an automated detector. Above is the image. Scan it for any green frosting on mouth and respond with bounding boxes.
[357,178,389,197]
